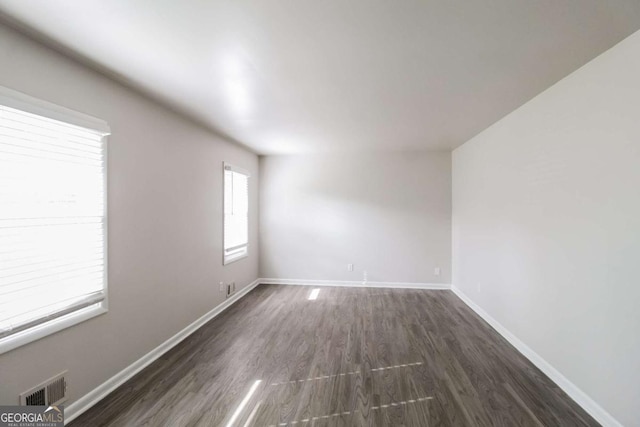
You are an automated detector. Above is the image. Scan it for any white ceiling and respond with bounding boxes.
[1,1,639,155]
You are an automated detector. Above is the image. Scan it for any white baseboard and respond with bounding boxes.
[451,286,622,427]
[259,278,450,290]
[64,279,261,425]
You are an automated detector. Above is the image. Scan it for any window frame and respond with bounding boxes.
[0,86,110,355]
[223,162,250,265]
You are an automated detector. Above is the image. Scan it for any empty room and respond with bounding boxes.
[0,1,639,426]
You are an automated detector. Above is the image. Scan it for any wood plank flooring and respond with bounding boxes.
[70,285,599,426]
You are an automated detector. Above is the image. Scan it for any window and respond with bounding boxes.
[0,86,110,354]
[223,163,249,264]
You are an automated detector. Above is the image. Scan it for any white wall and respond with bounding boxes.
[260,152,451,284]
[452,30,640,426]
[0,24,259,406]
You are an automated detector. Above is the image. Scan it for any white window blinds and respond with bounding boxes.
[223,164,249,264]
[0,98,109,341]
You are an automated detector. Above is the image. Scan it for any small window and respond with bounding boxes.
[223,163,249,264]
[0,86,110,354]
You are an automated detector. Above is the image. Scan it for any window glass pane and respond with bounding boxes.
[223,166,249,263]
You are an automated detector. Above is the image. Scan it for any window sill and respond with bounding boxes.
[223,252,248,265]
[0,303,108,355]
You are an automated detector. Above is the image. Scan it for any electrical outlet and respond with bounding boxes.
[434,267,441,276]
[219,282,224,292]
[226,282,236,298]
[477,282,482,293]
[347,263,354,272]
[363,270,368,284]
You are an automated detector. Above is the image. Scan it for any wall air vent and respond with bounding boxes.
[20,371,68,406]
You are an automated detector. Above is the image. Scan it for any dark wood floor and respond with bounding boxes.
[70,285,599,426]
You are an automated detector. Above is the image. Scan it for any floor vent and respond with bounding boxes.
[20,371,68,406]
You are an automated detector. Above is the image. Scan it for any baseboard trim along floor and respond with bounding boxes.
[451,285,621,427]
[64,279,261,425]
[259,278,450,290]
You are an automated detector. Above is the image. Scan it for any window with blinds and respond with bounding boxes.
[0,86,109,352]
[223,163,249,264]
